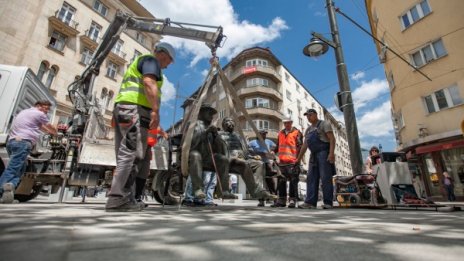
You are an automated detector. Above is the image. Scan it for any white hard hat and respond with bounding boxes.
[155,42,175,62]
[282,116,293,123]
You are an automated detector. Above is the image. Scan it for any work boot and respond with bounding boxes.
[221,191,238,199]
[288,199,296,208]
[0,183,15,204]
[257,199,265,207]
[105,202,143,212]
[270,198,286,208]
[193,189,206,199]
[136,199,149,208]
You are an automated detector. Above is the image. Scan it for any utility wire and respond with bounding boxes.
[335,7,432,81]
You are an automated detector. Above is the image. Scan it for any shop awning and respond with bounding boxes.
[415,139,464,154]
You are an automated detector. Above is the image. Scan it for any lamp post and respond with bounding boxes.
[303,0,363,175]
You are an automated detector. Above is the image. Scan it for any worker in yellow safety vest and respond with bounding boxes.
[106,42,175,212]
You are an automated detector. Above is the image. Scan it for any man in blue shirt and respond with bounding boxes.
[248,130,277,207]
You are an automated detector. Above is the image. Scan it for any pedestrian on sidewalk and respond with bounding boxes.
[0,100,57,203]
[296,109,336,209]
[442,171,456,202]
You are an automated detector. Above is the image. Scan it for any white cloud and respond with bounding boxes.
[161,75,176,106]
[351,71,365,81]
[314,11,326,17]
[357,101,394,138]
[352,78,389,110]
[140,0,288,66]
[201,69,209,78]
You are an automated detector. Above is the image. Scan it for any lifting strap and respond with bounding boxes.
[180,59,284,178]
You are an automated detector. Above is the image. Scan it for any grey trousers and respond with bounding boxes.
[106,103,151,208]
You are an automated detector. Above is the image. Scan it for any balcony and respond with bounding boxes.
[108,49,127,65]
[239,106,283,121]
[48,10,79,37]
[237,85,283,101]
[80,30,101,50]
[230,65,281,84]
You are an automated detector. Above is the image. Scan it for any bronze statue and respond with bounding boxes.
[218,117,275,200]
[187,103,232,199]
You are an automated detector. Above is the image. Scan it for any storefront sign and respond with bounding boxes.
[415,139,464,154]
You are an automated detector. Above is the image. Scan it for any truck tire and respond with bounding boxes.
[153,171,184,205]
[152,190,163,204]
[15,185,42,202]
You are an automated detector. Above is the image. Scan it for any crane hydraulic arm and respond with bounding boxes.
[68,10,225,135]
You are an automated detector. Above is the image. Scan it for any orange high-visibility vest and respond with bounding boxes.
[277,128,300,163]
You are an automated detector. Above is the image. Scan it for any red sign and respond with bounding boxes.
[415,139,464,154]
[243,66,257,74]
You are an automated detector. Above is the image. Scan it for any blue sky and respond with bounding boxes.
[139,0,396,152]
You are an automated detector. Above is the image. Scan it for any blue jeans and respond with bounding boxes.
[305,150,334,206]
[231,183,237,194]
[184,171,217,204]
[0,139,32,194]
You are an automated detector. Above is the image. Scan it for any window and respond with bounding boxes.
[246,78,269,87]
[45,66,58,88]
[388,71,395,90]
[37,62,48,81]
[106,91,114,109]
[286,90,292,101]
[93,0,108,17]
[88,21,102,42]
[295,83,300,92]
[245,59,268,67]
[287,109,293,117]
[411,39,446,68]
[136,32,145,45]
[285,72,290,82]
[81,48,94,65]
[218,109,226,119]
[247,120,270,131]
[423,84,462,114]
[112,40,124,56]
[100,87,108,100]
[106,62,118,79]
[58,2,76,26]
[304,92,308,100]
[212,85,217,94]
[396,111,404,129]
[130,49,142,64]
[49,31,67,51]
[245,97,270,108]
[400,0,431,29]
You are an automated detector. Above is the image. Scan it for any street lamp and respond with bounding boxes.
[303,0,363,175]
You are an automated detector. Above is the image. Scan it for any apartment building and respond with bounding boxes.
[183,47,352,176]
[366,0,464,199]
[0,0,160,126]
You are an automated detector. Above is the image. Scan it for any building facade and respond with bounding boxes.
[183,47,352,176]
[0,0,160,126]
[366,0,464,199]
